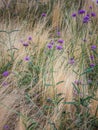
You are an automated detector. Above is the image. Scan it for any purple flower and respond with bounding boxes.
[50,41,54,45]
[23,42,29,47]
[74,80,81,85]
[90,63,95,67]
[83,15,90,23]
[28,36,32,41]
[4,125,9,130]
[2,82,8,87]
[90,55,94,60]
[88,79,92,84]
[56,45,63,50]
[68,58,75,65]
[46,98,52,103]
[89,6,92,9]
[83,38,87,42]
[47,44,52,49]
[2,71,9,77]
[58,39,64,44]
[87,14,90,17]
[41,13,46,17]
[78,9,85,14]
[72,13,77,17]
[73,89,78,96]
[91,12,96,17]
[91,45,97,50]
[57,31,60,36]
[24,56,30,61]
[96,0,98,4]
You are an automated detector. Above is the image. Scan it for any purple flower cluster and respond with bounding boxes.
[83,15,90,23]
[78,9,85,14]
[72,9,96,24]
[47,41,54,49]
[21,36,32,47]
[47,39,64,50]
[83,12,96,23]
[56,39,64,50]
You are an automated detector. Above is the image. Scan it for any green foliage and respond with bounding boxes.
[18,72,32,87]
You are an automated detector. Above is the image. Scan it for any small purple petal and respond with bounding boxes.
[58,39,64,44]
[83,15,90,23]
[89,6,92,9]
[47,44,52,49]
[90,63,95,67]
[72,13,77,17]
[2,71,9,77]
[4,125,9,130]
[73,89,78,96]
[68,58,75,65]
[91,45,97,50]
[56,45,63,50]
[78,9,85,14]
[49,41,54,45]
[24,56,30,61]
[41,13,46,17]
[2,82,8,87]
[90,55,94,60]
[28,36,32,41]
[23,42,29,47]
[91,12,96,17]
[74,80,81,85]
[57,31,60,36]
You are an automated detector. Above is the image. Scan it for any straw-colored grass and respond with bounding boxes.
[0,0,98,130]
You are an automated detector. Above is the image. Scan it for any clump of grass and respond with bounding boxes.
[0,0,98,130]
